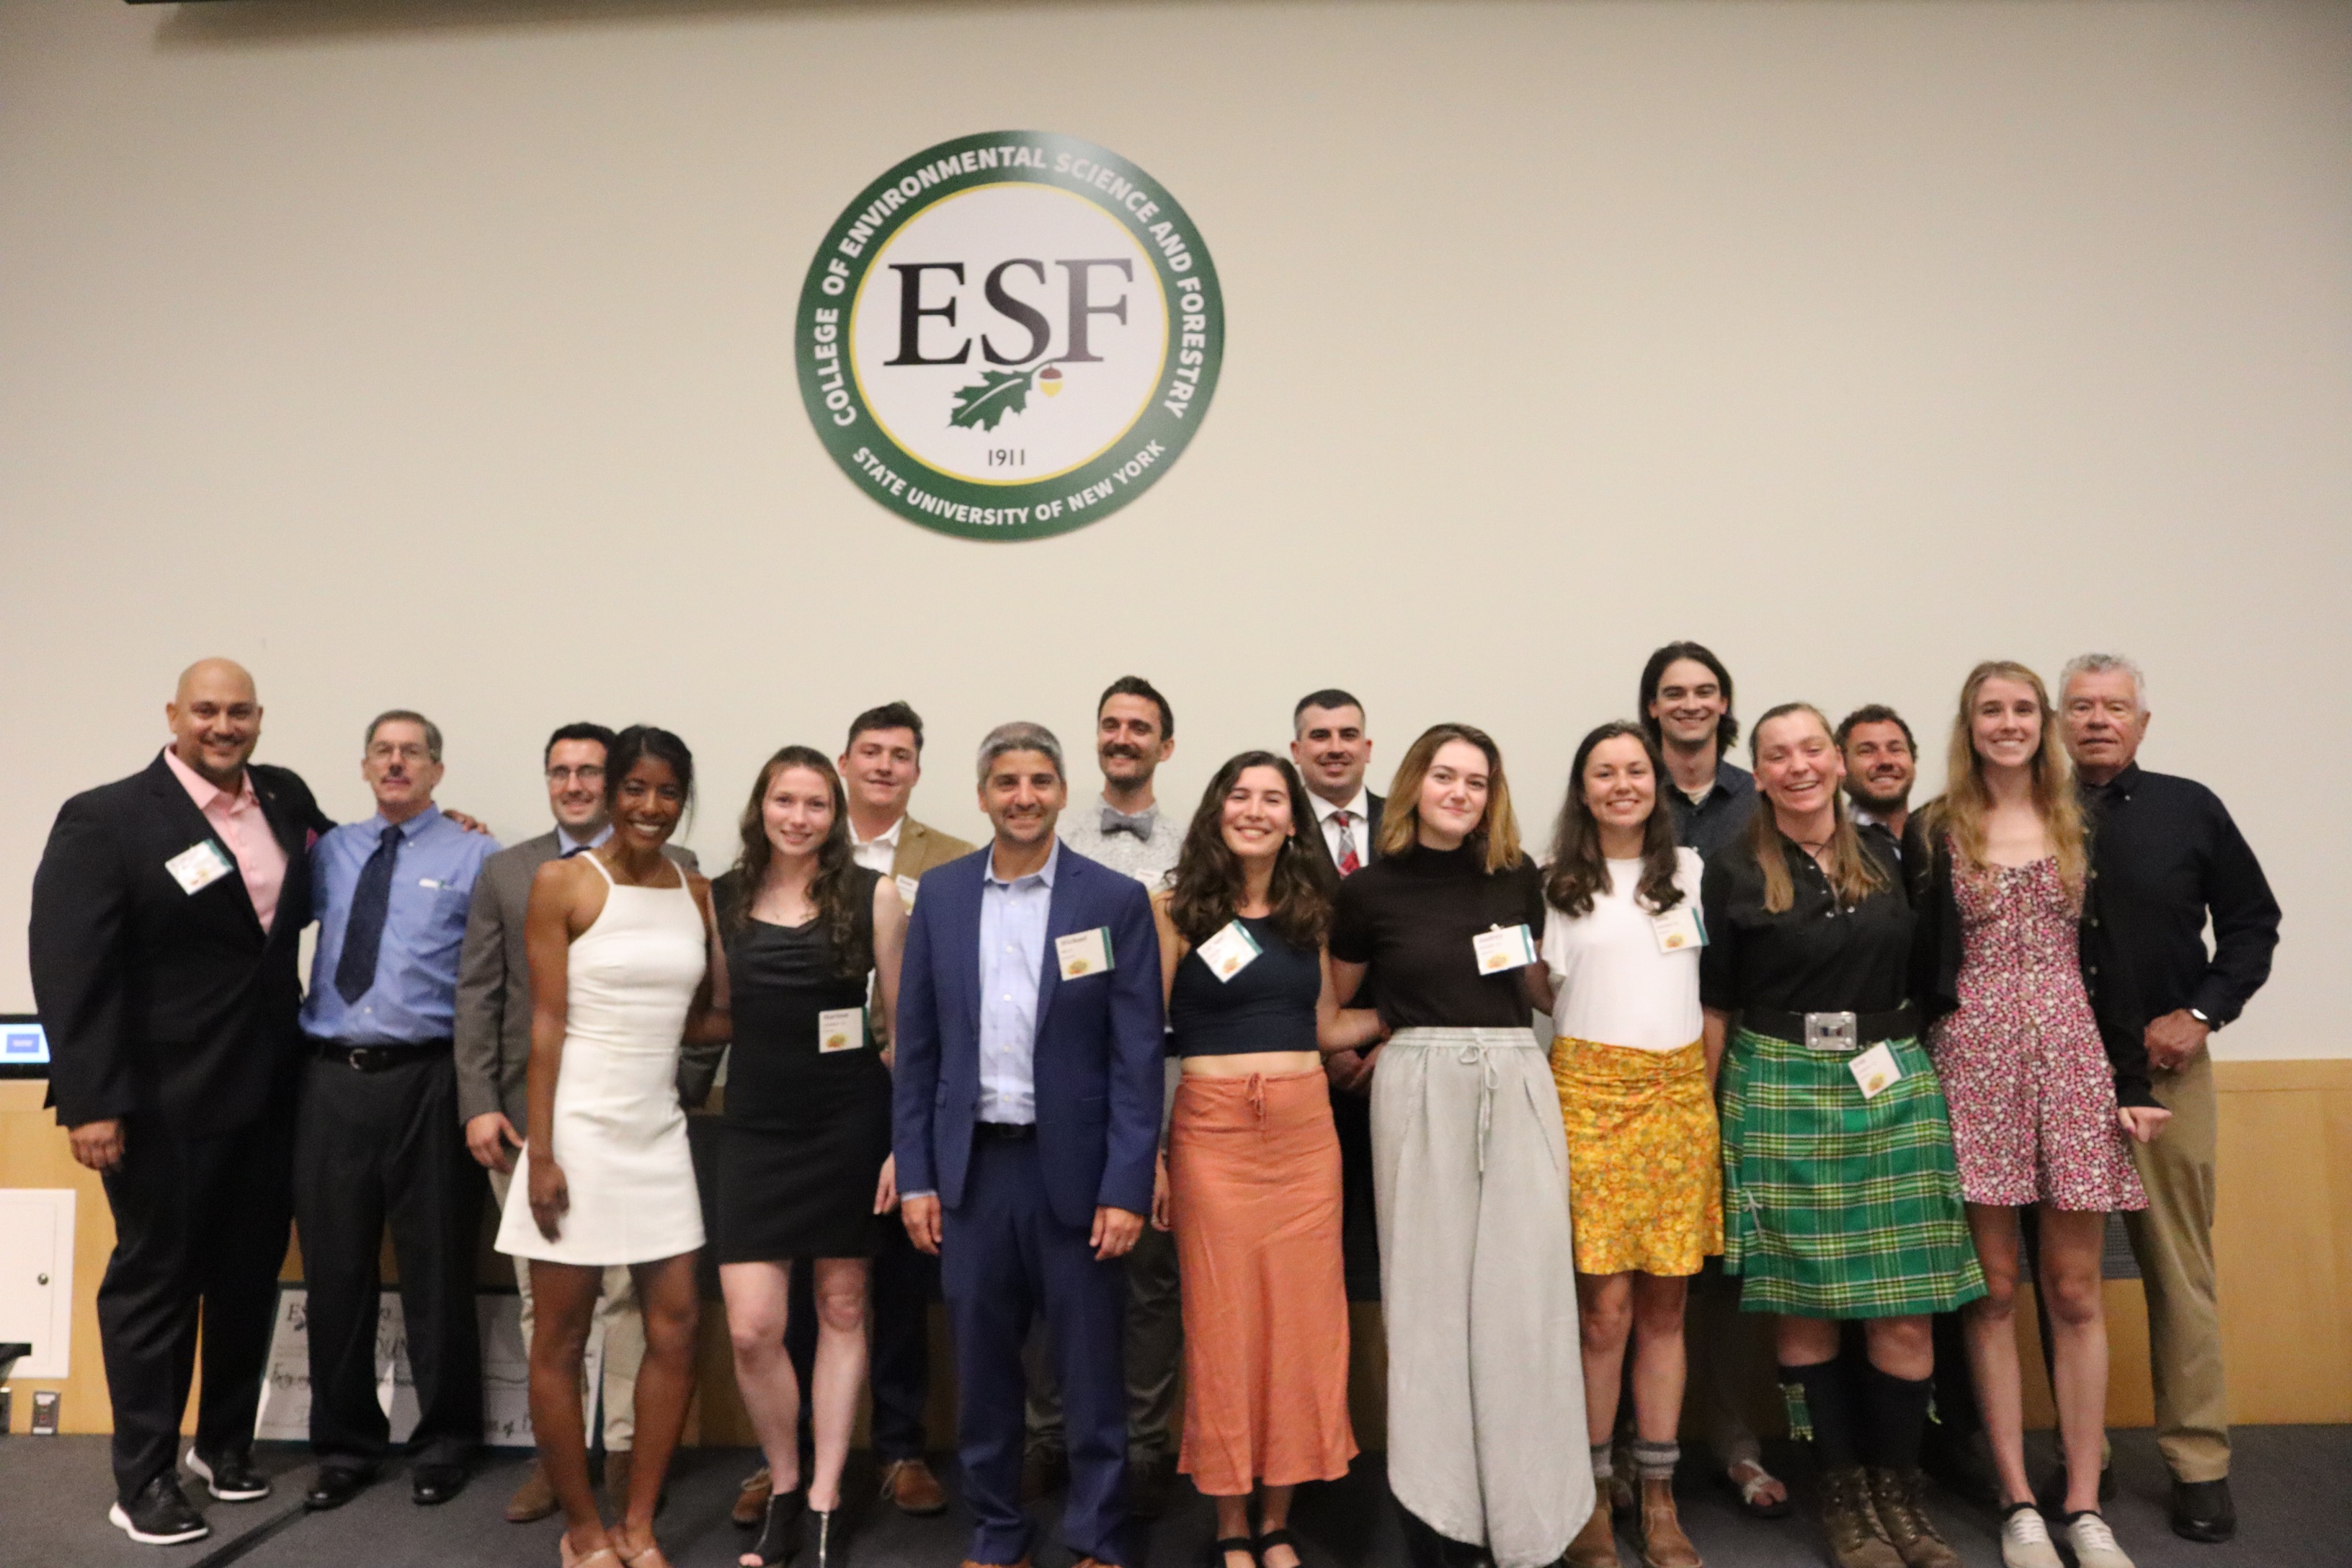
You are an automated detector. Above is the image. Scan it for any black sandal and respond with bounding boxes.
[1208,1536,1259,1568]
[742,1489,805,1567]
[1254,1528,1302,1568]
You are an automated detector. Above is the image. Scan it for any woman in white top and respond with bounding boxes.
[496,726,727,1568]
[1528,721,1723,1568]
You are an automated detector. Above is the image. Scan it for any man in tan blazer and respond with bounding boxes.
[733,703,974,1524]
[453,722,707,1524]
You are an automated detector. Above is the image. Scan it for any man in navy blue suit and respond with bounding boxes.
[894,721,1164,1568]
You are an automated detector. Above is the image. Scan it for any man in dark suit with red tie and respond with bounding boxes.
[1291,689,1386,1299]
[30,659,331,1546]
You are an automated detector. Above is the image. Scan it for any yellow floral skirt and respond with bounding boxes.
[1549,1036,1724,1277]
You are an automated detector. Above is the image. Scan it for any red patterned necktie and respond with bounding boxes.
[1334,811,1360,876]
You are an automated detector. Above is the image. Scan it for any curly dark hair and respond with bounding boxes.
[1544,721,1686,918]
[724,745,867,977]
[1167,752,1337,950]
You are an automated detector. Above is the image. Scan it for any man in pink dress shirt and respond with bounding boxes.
[30,659,332,1546]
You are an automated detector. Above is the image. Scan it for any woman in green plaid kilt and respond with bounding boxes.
[1700,705,1983,1568]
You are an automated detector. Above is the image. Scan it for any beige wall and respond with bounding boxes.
[1,0,2346,1062]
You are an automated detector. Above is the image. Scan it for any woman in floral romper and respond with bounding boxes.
[1910,662,2173,1568]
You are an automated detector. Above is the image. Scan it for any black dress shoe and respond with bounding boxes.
[110,1473,211,1546]
[412,1464,469,1506]
[186,1443,272,1502]
[2171,1477,2237,1543]
[305,1465,375,1512]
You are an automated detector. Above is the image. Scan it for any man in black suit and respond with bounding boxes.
[1289,689,1385,1299]
[30,659,331,1546]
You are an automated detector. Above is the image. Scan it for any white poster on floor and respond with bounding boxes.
[254,1288,596,1449]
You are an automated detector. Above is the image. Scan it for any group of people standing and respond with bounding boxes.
[27,644,2278,1568]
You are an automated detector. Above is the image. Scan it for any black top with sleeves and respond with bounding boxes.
[1903,821,2157,1109]
[2078,765,2280,1028]
[1328,844,1547,1029]
[1168,914,1321,1057]
[1698,832,1913,1017]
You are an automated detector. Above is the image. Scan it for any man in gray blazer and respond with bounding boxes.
[453,722,710,1523]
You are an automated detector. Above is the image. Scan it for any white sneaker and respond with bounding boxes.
[1999,1505,2063,1568]
[2066,1511,2135,1568]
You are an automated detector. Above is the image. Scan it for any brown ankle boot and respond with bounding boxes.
[1819,1466,1904,1568]
[1636,1476,1702,1568]
[1865,1468,1960,1568]
[1566,1500,1621,1567]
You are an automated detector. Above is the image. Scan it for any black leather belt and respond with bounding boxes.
[310,1038,452,1072]
[973,1121,1037,1142]
[1740,1004,1915,1051]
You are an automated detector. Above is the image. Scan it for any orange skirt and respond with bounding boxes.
[1169,1069,1359,1496]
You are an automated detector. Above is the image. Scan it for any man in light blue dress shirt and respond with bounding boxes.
[294,710,499,1511]
[894,721,1165,1568]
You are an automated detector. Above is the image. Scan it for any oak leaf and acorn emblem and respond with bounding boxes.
[950,364,1064,430]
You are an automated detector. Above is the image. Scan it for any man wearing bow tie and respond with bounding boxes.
[1035,677,1185,1513]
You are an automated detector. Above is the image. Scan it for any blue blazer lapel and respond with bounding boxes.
[1034,850,1090,1034]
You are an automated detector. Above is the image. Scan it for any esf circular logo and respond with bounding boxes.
[797,132,1223,542]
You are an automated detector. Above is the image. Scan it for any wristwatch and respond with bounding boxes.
[2187,1007,2215,1029]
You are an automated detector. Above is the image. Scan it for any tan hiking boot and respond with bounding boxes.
[1867,1468,1960,1568]
[1637,1476,1702,1568]
[504,1461,558,1523]
[1820,1466,1904,1568]
[1567,1500,1621,1567]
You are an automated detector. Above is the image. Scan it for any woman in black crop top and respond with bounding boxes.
[710,748,908,1568]
[1152,752,1355,1568]
[1320,726,1589,1568]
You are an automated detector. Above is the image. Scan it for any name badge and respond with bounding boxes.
[1849,1042,1903,1100]
[1650,904,1706,953]
[1056,927,1114,980]
[1471,924,1537,974]
[1196,919,1262,982]
[817,1005,865,1054]
[164,839,236,896]
[895,873,921,908]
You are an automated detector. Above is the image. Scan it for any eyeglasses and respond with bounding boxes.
[546,765,606,785]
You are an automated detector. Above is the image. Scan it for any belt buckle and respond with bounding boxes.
[1804,1011,1859,1052]
[346,1047,371,1072]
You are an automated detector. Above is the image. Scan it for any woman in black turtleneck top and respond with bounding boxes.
[1321,725,1589,1568]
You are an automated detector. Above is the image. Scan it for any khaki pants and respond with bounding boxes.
[2121,1051,2229,1482]
[490,1167,645,1451]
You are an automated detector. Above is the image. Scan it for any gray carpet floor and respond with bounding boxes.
[1,1429,2343,1568]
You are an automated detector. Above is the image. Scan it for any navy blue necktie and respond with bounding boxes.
[335,824,404,1004]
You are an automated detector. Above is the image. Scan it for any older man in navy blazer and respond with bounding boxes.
[894,721,1164,1568]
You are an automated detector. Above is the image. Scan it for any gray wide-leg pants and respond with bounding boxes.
[1371,1027,1591,1568]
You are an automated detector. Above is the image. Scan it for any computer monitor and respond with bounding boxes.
[0,1015,50,1079]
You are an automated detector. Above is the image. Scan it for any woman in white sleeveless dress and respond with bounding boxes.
[496,727,726,1568]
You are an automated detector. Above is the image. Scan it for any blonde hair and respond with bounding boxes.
[1745,702,1892,914]
[1377,723,1524,874]
[1920,661,2089,901]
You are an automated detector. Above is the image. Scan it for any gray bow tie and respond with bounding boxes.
[1100,805,1157,840]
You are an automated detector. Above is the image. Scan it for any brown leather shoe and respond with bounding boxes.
[1636,1476,1701,1568]
[732,1464,772,1527]
[960,1558,1030,1568]
[1864,1469,1959,1568]
[504,1461,558,1523]
[879,1457,948,1517]
[1566,1500,1621,1567]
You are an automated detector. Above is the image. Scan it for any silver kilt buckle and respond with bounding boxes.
[1803,1011,1860,1052]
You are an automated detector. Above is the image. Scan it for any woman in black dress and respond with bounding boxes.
[713,747,908,1568]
